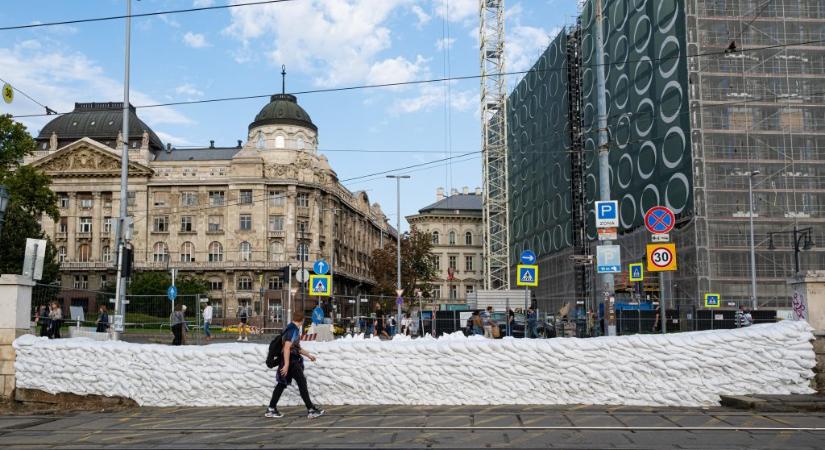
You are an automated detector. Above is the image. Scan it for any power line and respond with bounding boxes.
[0,76,56,113]
[0,0,299,32]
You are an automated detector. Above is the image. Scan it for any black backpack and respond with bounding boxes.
[265,333,284,369]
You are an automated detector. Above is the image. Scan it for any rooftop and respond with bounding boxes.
[418,193,483,214]
[36,102,164,151]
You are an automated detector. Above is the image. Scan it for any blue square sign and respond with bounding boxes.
[595,201,619,228]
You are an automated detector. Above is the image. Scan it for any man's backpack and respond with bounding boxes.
[265,333,284,369]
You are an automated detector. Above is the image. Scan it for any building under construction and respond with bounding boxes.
[507,0,825,317]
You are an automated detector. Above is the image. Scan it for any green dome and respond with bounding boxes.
[249,94,316,131]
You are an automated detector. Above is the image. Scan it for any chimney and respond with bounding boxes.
[436,187,445,201]
[475,187,482,195]
[165,143,172,153]
[209,140,215,148]
[451,188,459,196]
[462,186,469,195]
[237,140,242,148]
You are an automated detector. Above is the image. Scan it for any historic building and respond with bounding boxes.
[26,96,394,318]
[406,188,484,301]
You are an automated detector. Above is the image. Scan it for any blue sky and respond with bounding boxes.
[1,0,576,229]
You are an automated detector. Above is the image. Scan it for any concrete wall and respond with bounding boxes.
[0,274,35,399]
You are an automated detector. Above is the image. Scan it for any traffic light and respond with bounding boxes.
[281,265,291,283]
[123,247,134,278]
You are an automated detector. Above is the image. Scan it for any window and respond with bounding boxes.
[448,231,456,245]
[275,135,285,148]
[449,256,457,271]
[465,256,474,272]
[256,131,265,149]
[102,193,112,208]
[127,191,136,207]
[297,242,309,262]
[296,137,305,149]
[269,190,285,206]
[79,196,93,209]
[152,242,168,263]
[180,216,194,232]
[102,246,112,262]
[153,192,169,207]
[59,194,69,208]
[73,275,88,289]
[432,255,440,270]
[239,214,252,231]
[77,244,90,262]
[100,275,108,289]
[450,285,458,299]
[465,231,473,246]
[180,242,195,262]
[465,285,474,295]
[209,279,223,291]
[296,192,309,208]
[183,167,197,177]
[269,215,284,231]
[270,241,284,261]
[209,191,225,206]
[208,242,223,262]
[268,276,283,290]
[103,217,112,234]
[59,217,68,233]
[58,246,67,263]
[180,191,198,207]
[237,276,253,291]
[431,231,439,245]
[297,220,309,233]
[240,241,252,261]
[79,217,92,234]
[239,189,253,205]
[208,216,223,232]
[432,287,441,299]
[153,216,169,232]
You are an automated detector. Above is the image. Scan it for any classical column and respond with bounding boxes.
[91,192,102,261]
[67,193,77,259]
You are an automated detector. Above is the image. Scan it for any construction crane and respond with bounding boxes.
[479,0,510,290]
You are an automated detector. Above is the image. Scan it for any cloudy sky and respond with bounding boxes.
[1,0,576,229]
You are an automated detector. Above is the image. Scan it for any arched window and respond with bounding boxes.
[102,246,111,262]
[465,231,473,246]
[208,241,223,262]
[431,231,439,245]
[58,246,67,263]
[240,241,252,261]
[237,275,252,291]
[448,231,456,245]
[152,242,168,263]
[275,135,285,148]
[255,131,265,149]
[270,241,283,261]
[296,137,305,149]
[180,242,195,262]
[77,244,91,262]
[297,242,309,262]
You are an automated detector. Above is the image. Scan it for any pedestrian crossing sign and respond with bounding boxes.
[309,274,331,297]
[629,263,644,282]
[516,264,539,287]
[704,293,721,308]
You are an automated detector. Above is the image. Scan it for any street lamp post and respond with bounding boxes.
[387,175,410,335]
[768,226,815,275]
[0,185,9,237]
[746,170,760,310]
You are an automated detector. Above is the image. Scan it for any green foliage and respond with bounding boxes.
[127,271,208,297]
[0,114,36,180]
[369,227,437,297]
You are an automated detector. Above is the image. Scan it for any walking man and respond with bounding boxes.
[266,310,324,419]
[203,301,213,341]
[237,302,250,342]
[481,306,494,338]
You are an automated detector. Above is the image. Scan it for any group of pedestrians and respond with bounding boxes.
[736,306,754,328]
[34,302,63,339]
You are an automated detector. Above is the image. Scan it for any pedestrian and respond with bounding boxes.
[203,300,213,341]
[171,304,187,345]
[471,311,483,335]
[388,315,397,336]
[506,308,515,337]
[375,315,389,339]
[527,307,538,338]
[48,302,63,339]
[400,314,410,336]
[743,308,753,327]
[95,305,109,333]
[36,304,49,337]
[237,302,250,342]
[265,310,325,419]
[481,306,494,338]
[181,305,189,344]
[736,306,753,328]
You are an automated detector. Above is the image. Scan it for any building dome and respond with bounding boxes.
[37,102,164,151]
[249,94,316,132]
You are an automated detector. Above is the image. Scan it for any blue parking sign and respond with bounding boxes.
[595,201,619,227]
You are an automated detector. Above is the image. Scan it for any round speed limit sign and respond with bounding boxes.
[646,243,677,272]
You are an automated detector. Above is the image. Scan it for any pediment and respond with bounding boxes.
[30,137,153,178]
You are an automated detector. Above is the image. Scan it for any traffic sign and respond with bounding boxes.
[313,259,329,275]
[520,249,536,265]
[516,264,538,287]
[2,83,13,104]
[629,263,644,282]
[309,274,331,296]
[704,293,721,308]
[396,296,403,306]
[651,233,670,243]
[596,244,621,273]
[295,269,310,283]
[395,289,404,297]
[595,201,619,228]
[167,285,177,301]
[644,206,675,234]
[597,227,617,241]
[646,243,677,272]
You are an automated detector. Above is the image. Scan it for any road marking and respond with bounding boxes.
[64,425,825,432]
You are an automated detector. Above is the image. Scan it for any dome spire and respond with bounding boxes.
[281,64,286,95]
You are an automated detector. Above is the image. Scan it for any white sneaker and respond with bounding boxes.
[243,337,248,342]
[236,337,243,341]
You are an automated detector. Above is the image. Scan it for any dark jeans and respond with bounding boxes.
[39,319,49,337]
[172,324,183,345]
[269,364,314,410]
[48,320,61,339]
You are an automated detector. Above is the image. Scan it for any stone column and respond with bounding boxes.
[0,274,35,399]
[67,193,77,259]
[788,271,825,394]
[91,192,102,261]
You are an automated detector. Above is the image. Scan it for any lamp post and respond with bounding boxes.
[768,226,815,275]
[387,175,410,335]
[0,185,9,237]
[322,207,340,316]
[746,170,760,310]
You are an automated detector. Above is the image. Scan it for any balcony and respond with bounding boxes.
[134,260,290,271]
[77,232,92,240]
[297,206,310,217]
[268,230,286,238]
[60,261,116,270]
[55,232,67,241]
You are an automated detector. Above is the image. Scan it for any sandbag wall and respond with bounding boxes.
[13,321,816,407]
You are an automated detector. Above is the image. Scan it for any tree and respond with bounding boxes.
[127,271,208,297]
[369,227,437,298]
[0,115,59,282]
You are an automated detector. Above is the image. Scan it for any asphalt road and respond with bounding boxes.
[1,405,824,449]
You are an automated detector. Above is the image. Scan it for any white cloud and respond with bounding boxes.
[395,82,475,114]
[183,32,210,48]
[435,37,455,51]
[157,14,181,28]
[367,55,428,87]
[507,25,556,72]
[193,0,216,6]
[175,83,204,98]
[0,40,192,135]
[410,4,431,27]
[224,0,412,87]
[155,131,196,147]
[434,0,476,23]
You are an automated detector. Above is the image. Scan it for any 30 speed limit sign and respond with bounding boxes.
[646,243,677,272]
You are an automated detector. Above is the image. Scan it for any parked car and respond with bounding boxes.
[492,312,550,338]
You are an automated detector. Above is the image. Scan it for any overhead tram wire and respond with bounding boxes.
[9,38,825,120]
[0,76,57,115]
[0,0,300,32]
